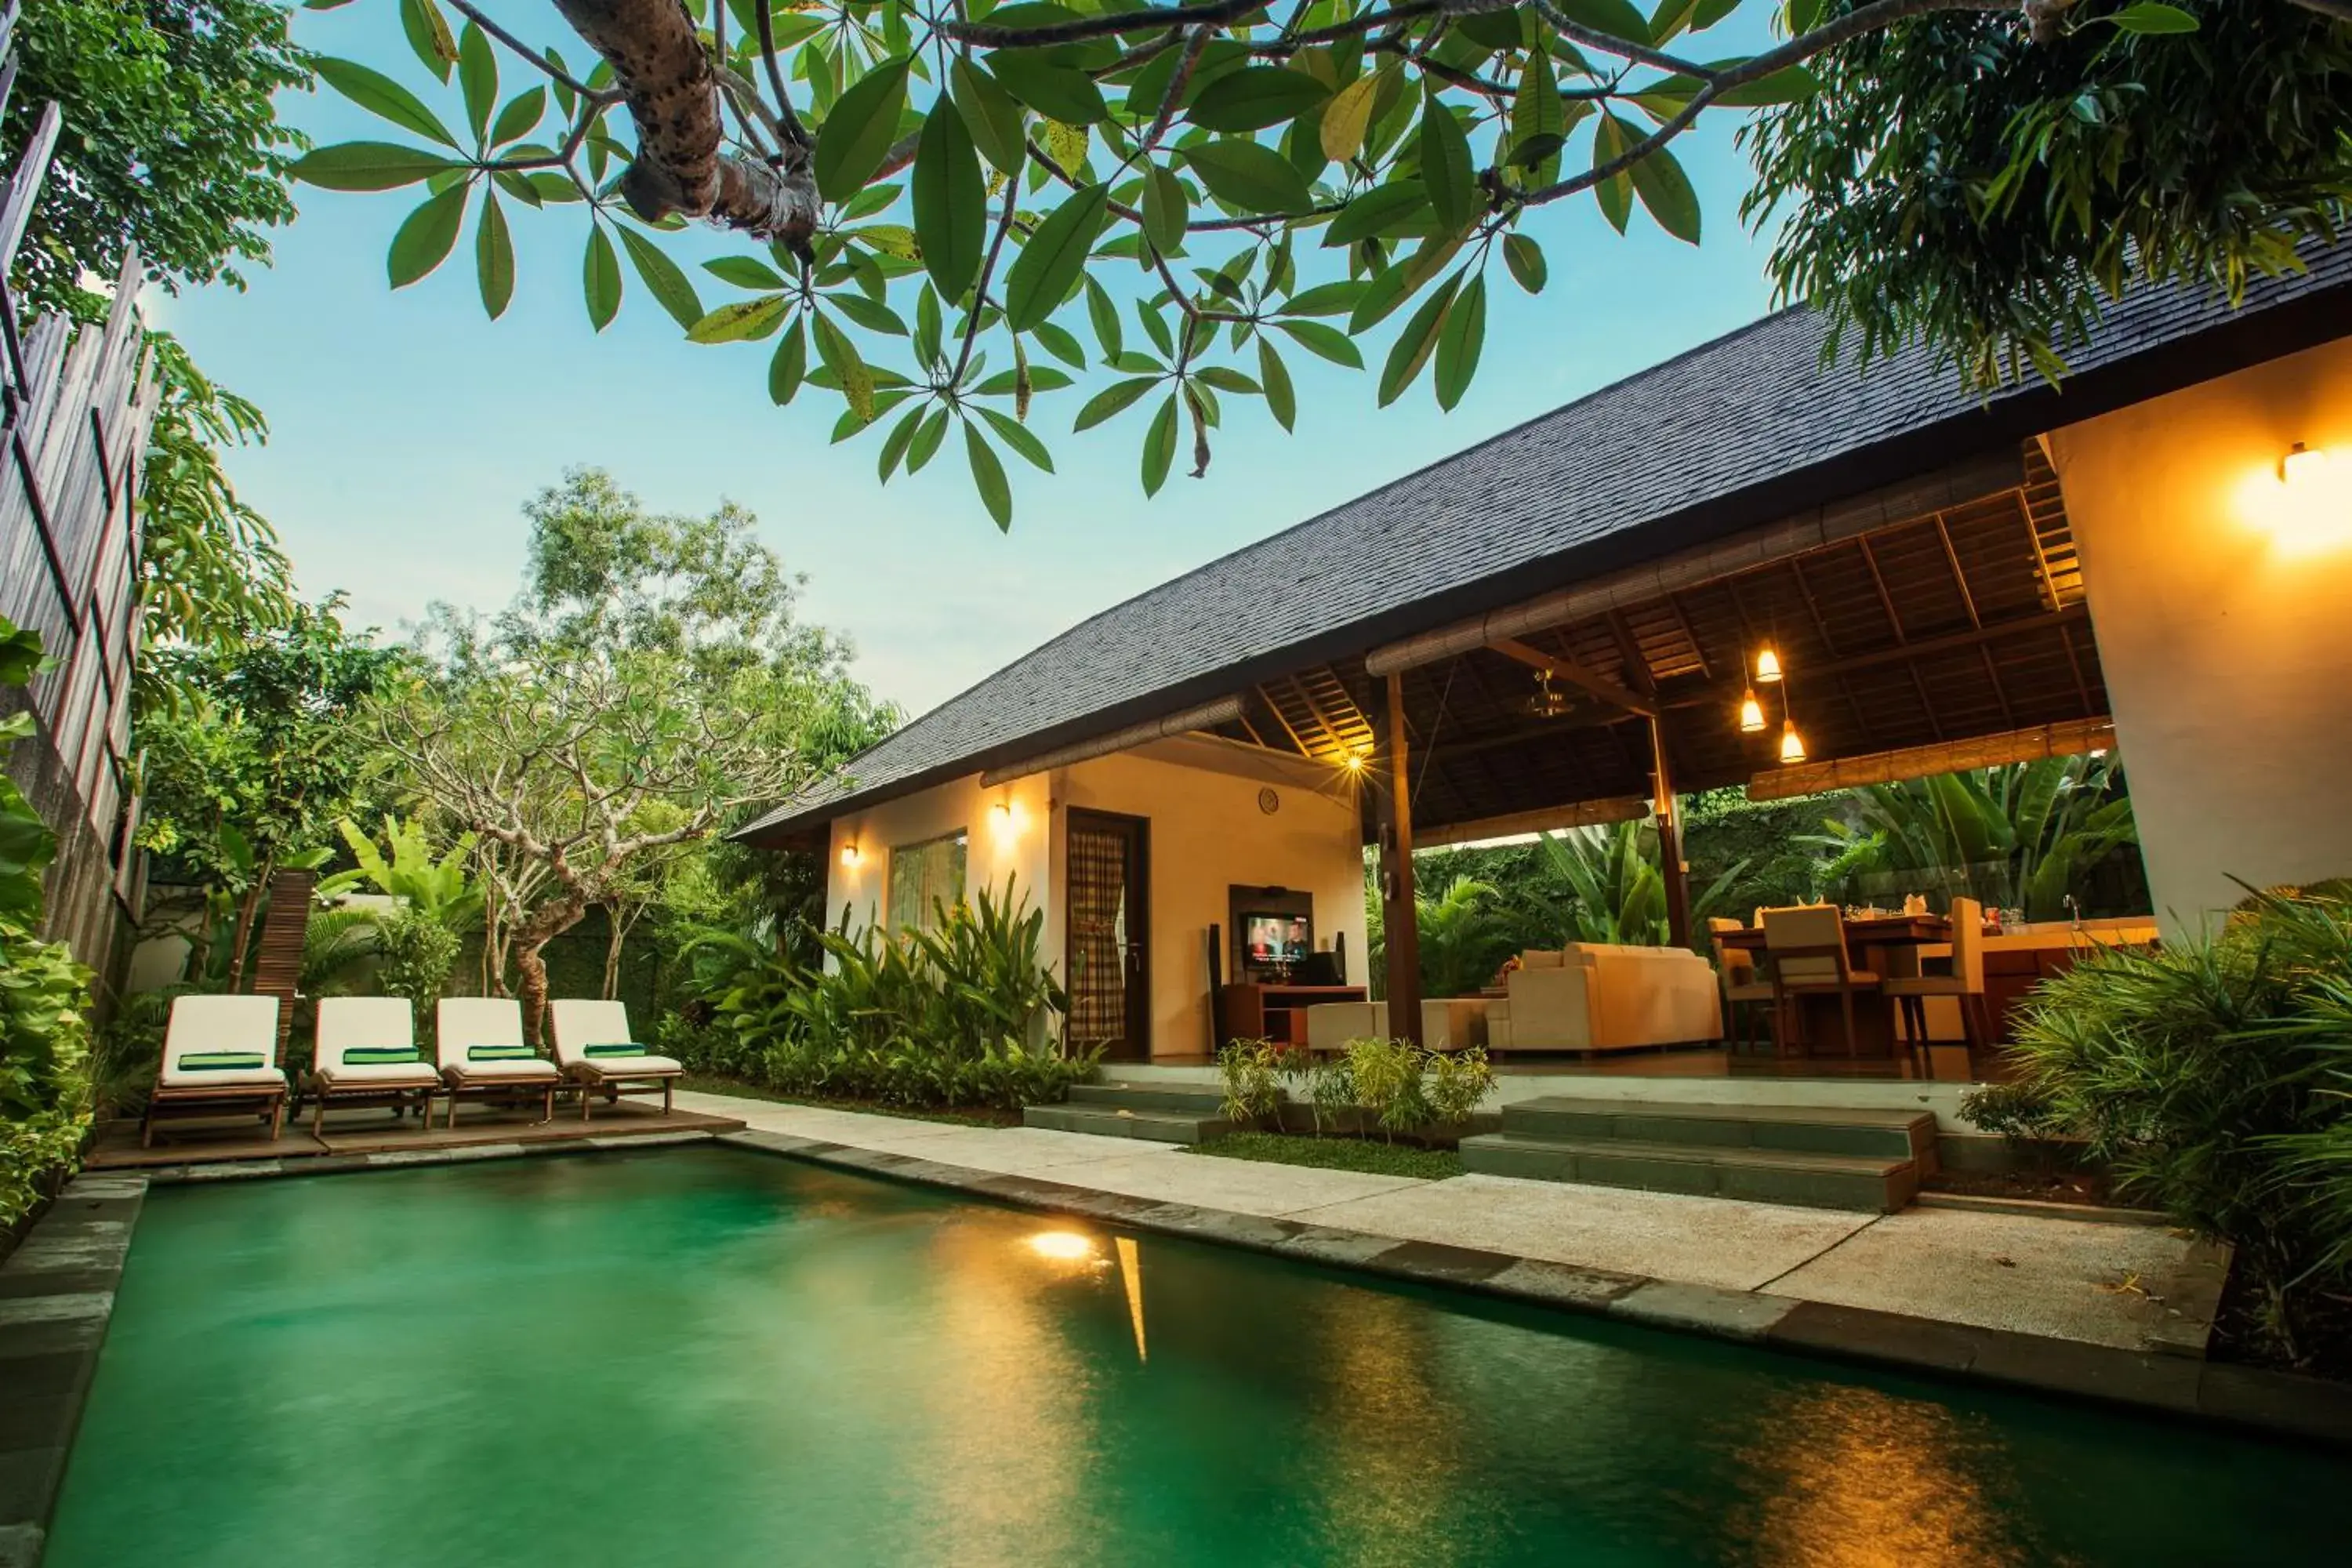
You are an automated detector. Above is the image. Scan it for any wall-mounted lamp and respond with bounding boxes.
[839,842,861,869]
[1342,751,1366,773]
[2284,442,2331,488]
[989,797,1025,841]
[1737,688,1767,734]
[1754,647,1783,684]
[1778,720,1806,765]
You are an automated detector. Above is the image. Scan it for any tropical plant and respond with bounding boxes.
[1425,1044,1494,1125]
[1301,1051,1357,1135]
[1217,1036,1287,1126]
[1984,887,2352,1363]
[1803,754,2137,920]
[375,907,463,1015]
[1415,874,1512,997]
[319,814,485,931]
[1341,1036,1429,1138]
[1535,819,1748,947]
[288,2,2346,527]
[300,906,383,996]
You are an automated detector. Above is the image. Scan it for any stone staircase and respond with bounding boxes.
[1022,1081,1236,1145]
[1458,1097,1935,1213]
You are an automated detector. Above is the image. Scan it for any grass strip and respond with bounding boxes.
[1182,1130,1461,1181]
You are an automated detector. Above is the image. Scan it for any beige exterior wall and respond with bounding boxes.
[824,735,1367,1058]
[2052,334,2352,935]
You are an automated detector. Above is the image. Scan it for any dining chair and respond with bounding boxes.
[1884,897,1992,1071]
[1761,905,1882,1058]
[1708,917,1775,1054]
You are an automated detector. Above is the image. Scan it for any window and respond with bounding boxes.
[887,829,967,933]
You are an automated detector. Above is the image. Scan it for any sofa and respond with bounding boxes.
[1486,943,1722,1054]
[1304,998,1490,1054]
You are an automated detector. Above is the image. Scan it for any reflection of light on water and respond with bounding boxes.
[1115,1236,1146,1363]
[1728,1381,2031,1568]
[1302,1289,1478,1566]
[1025,1229,1098,1263]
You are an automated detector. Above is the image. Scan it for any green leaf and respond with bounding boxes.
[1433,274,1485,412]
[812,310,876,422]
[913,102,987,303]
[1418,95,1476,234]
[891,405,942,470]
[1276,280,1363,317]
[1193,367,1260,395]
[770,318,809,405]
[1142,163,1189,255]
[489,87,547,147]
[457,21,497,143]
[1377,270,1461,407]
[1031,321,1085,368]
[618,226,704,330]
[1074,376,1160,431]
[1711,65,1821,108]
[1004,182,1109,333]
[1509,49,1564,168]
[965,423,1014,529]
[2107,2,2199,33]
[989,49,1108,126]
[1258,339,1294,432]
[314,57,459,148]
[1619,119,1700,244]
[1142,394,1180,497]
[975,406,1054,474]
[1084,276,1123,361]
[474,187,513,318]
[1590,112,1632,234]
[828,291,909,335]
[815,57,913,203]
[950,59,1029,176]
[583,224,622,332]
[706,256,789,290]
[1548,0,1655,46]
[1273,318,1363,368]
[1188,67,1328,133]
[1319,69,1383,165]
[1323,180,1426,248]
[387,181,468,287]
[398,0,457,84]
[290,141,456,192]
[691,295,790,343]
[1503,233,1548,294]
[915,284,944,366]
[1181,140,1314,216]
[878,405,923,481]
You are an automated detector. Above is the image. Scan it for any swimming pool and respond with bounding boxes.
[43,1146,2343,1565]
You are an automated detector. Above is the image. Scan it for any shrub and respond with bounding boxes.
[375,907,459,1016]
[1425,1046,1494,1126]
[1302,1052,1356,1134]
[2000,888,2352,1362]
[1342,1036,1431,1138]
[1217,1038,1287,1127]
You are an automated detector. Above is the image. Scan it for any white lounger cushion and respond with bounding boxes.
[158,995,287,1089]
[314,1060,441,1086]
[313,997,434,1087]
[434,996,561,1081]
[567,1053,682,1078]
[547,999,641,1067]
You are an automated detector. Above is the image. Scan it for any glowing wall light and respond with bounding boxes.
[838,841,861,869]
[2283,442,2330,488]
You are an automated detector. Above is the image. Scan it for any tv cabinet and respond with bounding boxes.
[1217,983,1368,1050]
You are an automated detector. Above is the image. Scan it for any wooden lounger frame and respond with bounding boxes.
[564,1062,678,1121]
[437,1071,557,1129]
[140,1082,288,1149]
[304,1076,439,1137]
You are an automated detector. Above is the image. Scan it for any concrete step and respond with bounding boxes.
[1023,1103,1232,1145]
[1498,1096,1936,1166]
[1460,1132,1918,1213]
[1067,1081,1240,1115]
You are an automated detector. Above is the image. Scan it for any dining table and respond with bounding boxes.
[1712,913,1996,1057]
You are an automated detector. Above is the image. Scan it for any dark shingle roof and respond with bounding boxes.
[740,253,2352,844]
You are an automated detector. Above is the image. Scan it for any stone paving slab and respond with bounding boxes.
[1766,1205,2209,1350]
[1299,1173,1875,1293]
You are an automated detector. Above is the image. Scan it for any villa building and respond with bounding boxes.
[735,252,2352,1075]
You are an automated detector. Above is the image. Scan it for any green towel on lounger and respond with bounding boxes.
[343,1047,421,1065]
[583,1043,648,1058]
[181,1052,267,1070]
[467,1044,535,1061]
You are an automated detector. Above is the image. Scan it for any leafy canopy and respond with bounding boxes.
[286,0,2344,527]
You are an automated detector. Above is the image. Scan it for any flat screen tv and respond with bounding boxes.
[1243,913,1311,967]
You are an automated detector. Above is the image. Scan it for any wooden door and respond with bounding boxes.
[1066,810,1149,1060]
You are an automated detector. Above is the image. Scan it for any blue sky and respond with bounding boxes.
[156,5,1784,717]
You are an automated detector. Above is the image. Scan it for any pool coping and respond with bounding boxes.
[713,1129,2352,1451]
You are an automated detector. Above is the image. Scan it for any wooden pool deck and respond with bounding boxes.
[84,1100,745,1171]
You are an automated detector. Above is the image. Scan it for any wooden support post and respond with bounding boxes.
[1379,673,1425,1048]
[1650,717,1692,951]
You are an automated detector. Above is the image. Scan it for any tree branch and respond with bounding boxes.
[946,0,1261,47]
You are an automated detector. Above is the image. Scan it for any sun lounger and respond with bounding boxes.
[142,995,289,1147]
[434,997,560,1128]
[307,997,439,1134]
[548,1000,681,1120]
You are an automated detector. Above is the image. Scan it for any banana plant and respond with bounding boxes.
[1535,820,1749,948]
[1414,875,1513,997]
[318,814,485,932]
[1802,754,2137,920]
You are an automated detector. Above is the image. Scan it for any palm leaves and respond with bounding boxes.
[1534,820,1749,947]
[1804,755,2136,919]
[1415,875,1512,996]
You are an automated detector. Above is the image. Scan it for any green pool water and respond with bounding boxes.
[43,1147,2343,1566]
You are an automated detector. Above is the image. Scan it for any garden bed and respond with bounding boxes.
[1182,1131,1463,1181]
[677,1074,1022,1128]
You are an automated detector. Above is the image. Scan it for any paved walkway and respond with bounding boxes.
[677,1090,2208,1354]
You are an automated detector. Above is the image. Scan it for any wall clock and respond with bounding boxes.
[1257,787,1280,815]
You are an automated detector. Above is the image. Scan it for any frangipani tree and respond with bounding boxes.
[289,0,2351,525]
